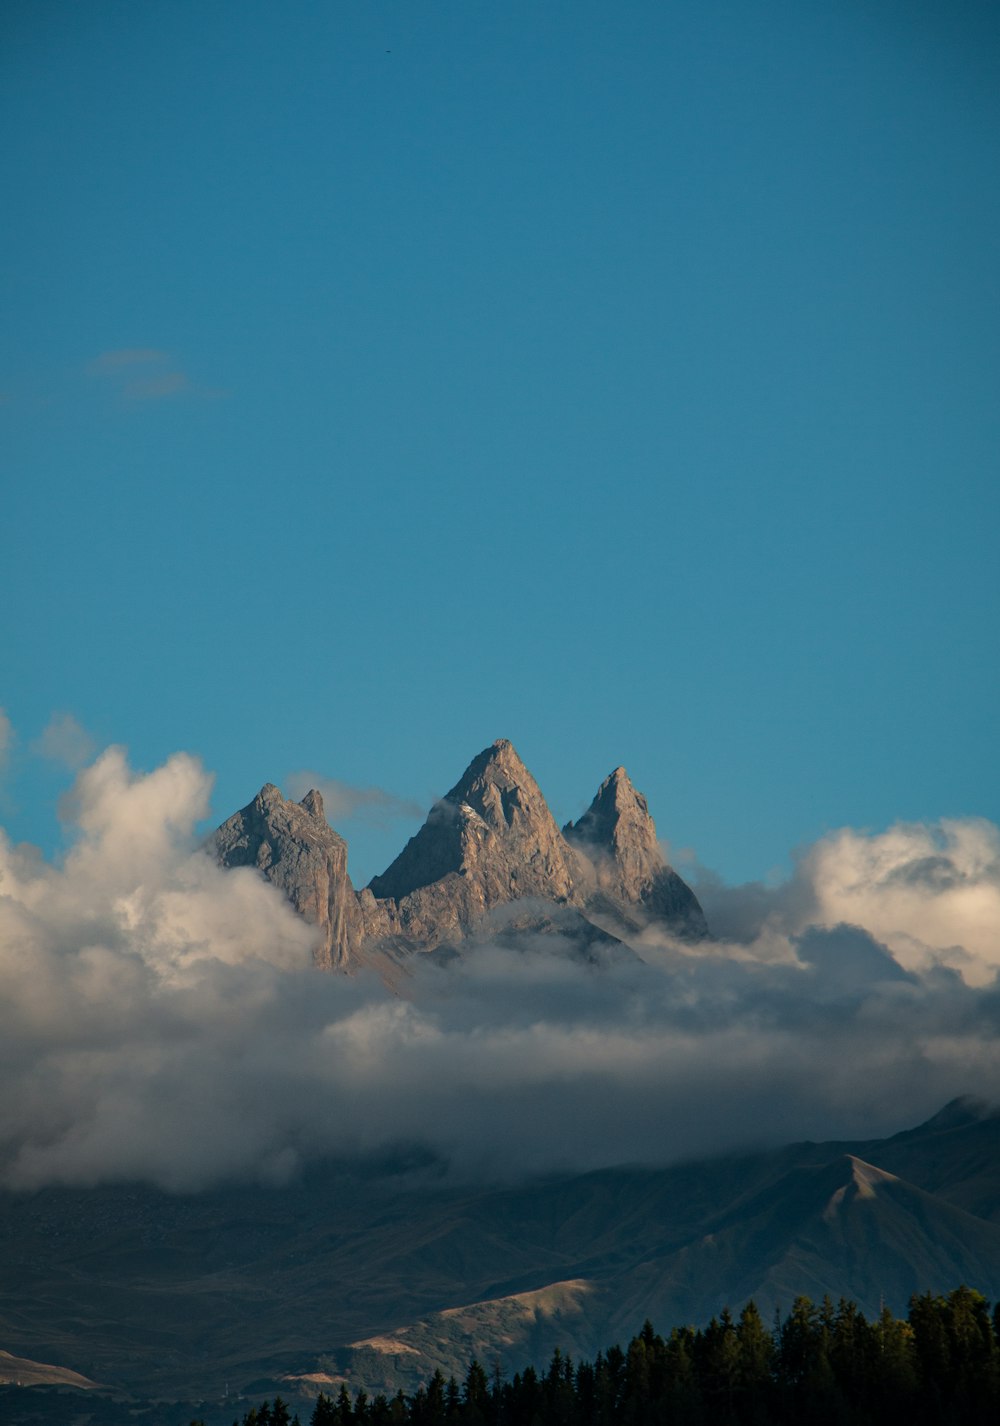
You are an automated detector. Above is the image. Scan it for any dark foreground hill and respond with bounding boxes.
[2,1100,1000,1403]
[6,1285,999,1426]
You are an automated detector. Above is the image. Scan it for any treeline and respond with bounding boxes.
[217,1285,1000,1426]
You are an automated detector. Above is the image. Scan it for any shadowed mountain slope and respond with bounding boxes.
[4,1104,1000,1398]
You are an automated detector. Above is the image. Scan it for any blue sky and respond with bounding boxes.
[2,0,998,888]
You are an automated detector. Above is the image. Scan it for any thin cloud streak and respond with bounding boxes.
[0,709,12,771]
[123,371,190,401]
[85,348,226,403]
[285,771,424,826]
[85,349,169,375]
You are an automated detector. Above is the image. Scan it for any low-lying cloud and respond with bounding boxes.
[2,742,999,1193]
[692,819,1000,984]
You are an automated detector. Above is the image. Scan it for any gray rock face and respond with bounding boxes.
[214,783,363,969]
[214,740,708,970]
[366,740,585,951]
[564,767,708,939]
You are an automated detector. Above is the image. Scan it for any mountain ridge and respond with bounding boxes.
[4,1102,1000,1399]
[216,740,707,970]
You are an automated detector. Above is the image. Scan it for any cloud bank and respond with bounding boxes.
[1,742,999,1193]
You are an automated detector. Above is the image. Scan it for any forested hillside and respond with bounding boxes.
[223,1286,1000,1426]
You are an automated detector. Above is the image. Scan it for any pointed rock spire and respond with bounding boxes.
[442,737,565,844]
[299,787,325,819]
[368,740,581,936]
[214,782,362,969]
[565,767,708,938]
[563,766,659,872]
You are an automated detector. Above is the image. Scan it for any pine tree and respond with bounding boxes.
[312,1393,338,1426]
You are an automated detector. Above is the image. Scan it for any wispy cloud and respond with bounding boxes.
[30,712,96,771]
[285,771,424,827]
[85,349,170,375]
[0,708,13,771]
[85,348,226,403]
[122,370,190,402]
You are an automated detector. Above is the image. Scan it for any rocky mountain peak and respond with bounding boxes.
[563,766,659,864]
[299,788,325,818]
[564,767,708,939]
[444,738,556,838]
[215,782,361,970]
[367,740,581,929]
[214,741,709,967]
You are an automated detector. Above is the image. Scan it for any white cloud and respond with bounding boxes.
[0,746,998,1192]
[695,819,1000,986]
[804,820,1000,984]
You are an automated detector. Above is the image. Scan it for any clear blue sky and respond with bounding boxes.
[2,0,998,887]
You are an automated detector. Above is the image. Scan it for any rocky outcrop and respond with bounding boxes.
[564,767,708,938]
[215,783,363,969]
[366,739,586,951]
[215,740,708,969]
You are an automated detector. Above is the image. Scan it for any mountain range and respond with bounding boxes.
[214,739,707,970]
[5,741,1000,1417]
[3,1100,1000,1407]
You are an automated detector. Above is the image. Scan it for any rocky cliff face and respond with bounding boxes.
[215,740,707,968]
[564,766,708,938]
[366,739,587,951]
[215,783,363,969]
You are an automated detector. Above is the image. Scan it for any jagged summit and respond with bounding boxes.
[444,738,539,824]
[299,787,325,818]
[564,766,659,863]
[368,739,579,911]
[215,740,708,969]
[565,766,708,939]
[215,781,361,970]
[444,738,560,838]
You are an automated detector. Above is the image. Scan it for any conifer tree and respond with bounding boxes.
[312,1392,338,1426]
